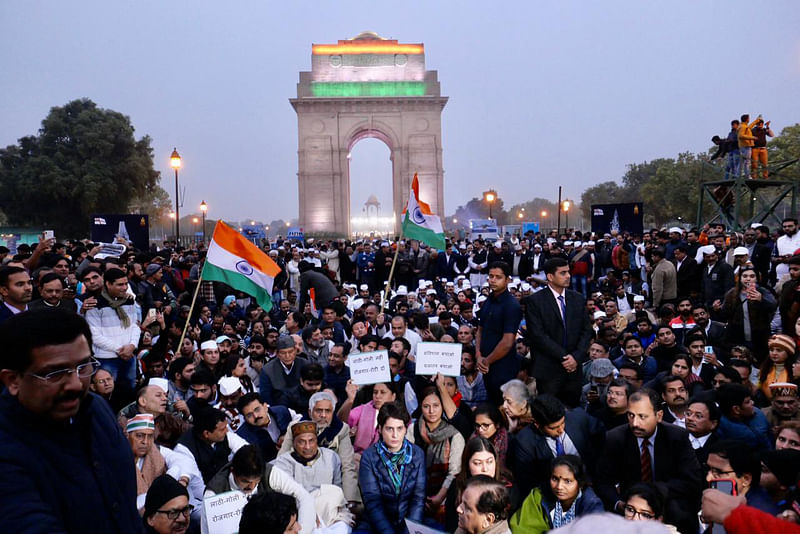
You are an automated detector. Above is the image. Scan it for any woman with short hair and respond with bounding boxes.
[500,379,533,434]
[358,402,426,534]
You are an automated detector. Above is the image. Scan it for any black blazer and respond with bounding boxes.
[676,257,701,297]
[437,252,457,280]
[508,408,604,499]
[0,304,16,325]
[524,287,593,380]
[692,431,719,466]
[595,422,702,531]
[700,261,735,306]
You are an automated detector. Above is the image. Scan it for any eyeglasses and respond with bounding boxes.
[475,422,495,430]
[27,358,100,384]
[623,504,655,520]
[704,465,736,478]
[155,504,193,520]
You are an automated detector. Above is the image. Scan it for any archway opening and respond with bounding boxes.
[348,137,394,237]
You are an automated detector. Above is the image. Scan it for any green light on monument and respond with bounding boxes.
[311,81,427,97]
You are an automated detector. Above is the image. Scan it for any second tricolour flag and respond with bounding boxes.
[401,173,446,250]
[202,221,281,312]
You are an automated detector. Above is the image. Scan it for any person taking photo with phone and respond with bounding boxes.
[719,267,777,365]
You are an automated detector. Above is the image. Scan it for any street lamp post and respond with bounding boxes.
[192,217,199,244]
[170,148,182,244]
[199,200,207,244]
[483,190,497,219]
[563,200,571,232]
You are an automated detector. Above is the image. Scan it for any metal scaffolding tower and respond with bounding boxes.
[696,159,798,231]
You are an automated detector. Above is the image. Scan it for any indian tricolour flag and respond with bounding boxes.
[203,221,281,312]
[401,173,446,250]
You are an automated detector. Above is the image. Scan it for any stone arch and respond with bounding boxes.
[290,33,447,236]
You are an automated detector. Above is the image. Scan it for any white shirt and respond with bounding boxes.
[667,408,686,428]
[689,433,712,450]
[546,432,579,457]
[776,232,800,277]
[3,302,26,315]
[549,285,567,321]
[383,327,423,356]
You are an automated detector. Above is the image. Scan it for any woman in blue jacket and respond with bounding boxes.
[358,401,426,534]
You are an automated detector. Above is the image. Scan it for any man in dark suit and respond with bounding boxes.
[528,243,546,276]
[0,266,32,324]
[699,246,735,315]
[674,245,701,299]
[595,389,702,534]
[436,242,458,281]
[509,244,532,280]
[524,258,594,408]
[508,394,604,499]
[742,227,772,282]
[685,397,720,466]
[690,304,727,357]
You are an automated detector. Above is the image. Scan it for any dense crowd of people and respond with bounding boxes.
[1,217,800,534]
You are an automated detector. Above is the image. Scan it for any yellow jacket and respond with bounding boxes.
[738,119,758,148]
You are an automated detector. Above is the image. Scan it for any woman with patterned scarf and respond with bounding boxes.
[509,455,603,533]
[358,402,426,534]
[408,386,465,525]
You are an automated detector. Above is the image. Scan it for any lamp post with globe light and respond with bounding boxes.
[170,149,182,243]
[199,200,208,244]
[483,190,497,219]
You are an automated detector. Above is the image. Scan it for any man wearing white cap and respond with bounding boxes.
[215,376,245,432]
[117,377,188,429]
[511,244,531,280]
[530,242,545,275]
[731,246,752,278]
[468,240,489,289]
[665,227,687,262]
[197,340,222,380]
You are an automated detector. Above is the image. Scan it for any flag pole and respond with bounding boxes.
[176,267,204,355]
[381,226,404,310]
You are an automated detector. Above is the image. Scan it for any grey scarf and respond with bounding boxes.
[101,289,131,328]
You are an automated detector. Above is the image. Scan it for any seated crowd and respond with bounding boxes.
[1,219,800,534]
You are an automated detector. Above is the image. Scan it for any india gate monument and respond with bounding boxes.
[290,32,448,236]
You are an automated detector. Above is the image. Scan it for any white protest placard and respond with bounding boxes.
[405,518,447,534]
[203,490,247,534]
[349,349,391,385]
[415,342,461,377]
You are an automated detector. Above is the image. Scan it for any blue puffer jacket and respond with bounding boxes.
[358,440,426,534]
[0,390,143,533]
